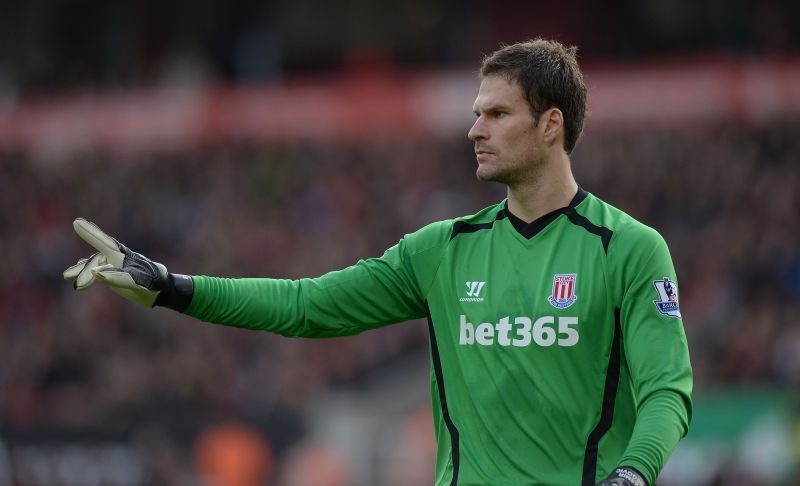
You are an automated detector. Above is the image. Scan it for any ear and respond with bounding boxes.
[540,108,564,147]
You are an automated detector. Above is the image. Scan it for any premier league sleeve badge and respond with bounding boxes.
[653,277,681,318]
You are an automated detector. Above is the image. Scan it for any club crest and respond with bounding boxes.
[548,274,577,309]
[653,277,681,318]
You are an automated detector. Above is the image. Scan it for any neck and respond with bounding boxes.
[506,152,578,223]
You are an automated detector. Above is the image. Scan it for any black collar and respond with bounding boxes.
[503,187,588,239]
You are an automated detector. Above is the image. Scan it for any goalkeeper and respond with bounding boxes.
[64,39,692,486]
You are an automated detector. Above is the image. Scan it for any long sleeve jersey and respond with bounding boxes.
[186,188,693,485]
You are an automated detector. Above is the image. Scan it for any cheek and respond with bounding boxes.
[506,128,538,158]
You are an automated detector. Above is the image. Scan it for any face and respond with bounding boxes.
[468,75,544,185]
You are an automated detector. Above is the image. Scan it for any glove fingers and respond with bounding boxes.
[63,257,91,281]
[93,267,159,307]
[73,218,125,268]
[91,263,116,274]
[93,267,136,287]
[74,253,107,291]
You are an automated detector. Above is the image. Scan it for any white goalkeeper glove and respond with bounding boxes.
[63,218,194,312]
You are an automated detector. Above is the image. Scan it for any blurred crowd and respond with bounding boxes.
[2,0,798,99]
[1,119,799,484]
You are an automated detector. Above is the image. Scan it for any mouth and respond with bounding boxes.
[475,149,494,161]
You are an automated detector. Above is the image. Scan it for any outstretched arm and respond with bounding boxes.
[64,218,439,338]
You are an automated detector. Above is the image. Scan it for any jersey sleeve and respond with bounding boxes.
[609,224,693,484]
[184,220,451,339]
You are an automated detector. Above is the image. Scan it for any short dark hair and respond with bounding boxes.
[480,38,587,154]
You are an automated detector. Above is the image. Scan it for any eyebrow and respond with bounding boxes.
[473,103,513,114]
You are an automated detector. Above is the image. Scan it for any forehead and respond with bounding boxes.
[473,75,527,110]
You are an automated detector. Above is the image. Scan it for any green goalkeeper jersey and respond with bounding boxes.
[187,188,693,485]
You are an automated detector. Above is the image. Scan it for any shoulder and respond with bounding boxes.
[395,202,504,295]
[449,201,507,240]
[576,193,667,255]
[403,201,506,251]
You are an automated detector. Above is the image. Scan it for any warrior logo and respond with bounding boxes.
[653,277,681,318]
[548,274,578,309]
[459,281,486,302]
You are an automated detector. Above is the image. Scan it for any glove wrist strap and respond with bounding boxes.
[154,273,194,313]
[610,467,648,486]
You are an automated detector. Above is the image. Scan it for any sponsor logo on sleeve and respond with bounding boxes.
[548,274,577,309]
[653,277,681,318]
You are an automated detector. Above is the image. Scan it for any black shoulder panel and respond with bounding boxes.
[564,209,613,253]
[449,208,508,241]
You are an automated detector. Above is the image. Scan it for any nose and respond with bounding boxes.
[468,116,487,142]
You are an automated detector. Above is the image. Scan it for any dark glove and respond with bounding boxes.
[595,467,648,486]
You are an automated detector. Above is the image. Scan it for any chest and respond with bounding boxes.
[440,224,609,322]
[425,222,618,403]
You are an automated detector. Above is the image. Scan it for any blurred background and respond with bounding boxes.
[1,0,800,484]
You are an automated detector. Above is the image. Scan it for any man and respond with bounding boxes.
[64,39,692,485]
